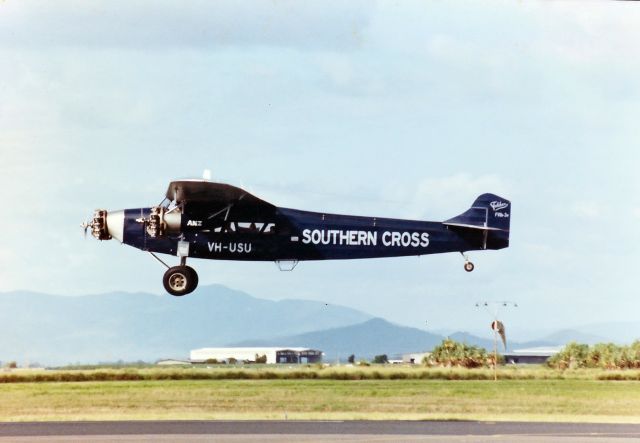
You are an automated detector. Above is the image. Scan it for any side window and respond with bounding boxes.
[222,221,276,234]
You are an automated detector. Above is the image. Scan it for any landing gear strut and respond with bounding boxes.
[461,252,475,272]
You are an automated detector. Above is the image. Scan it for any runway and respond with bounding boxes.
[1,421,640,442]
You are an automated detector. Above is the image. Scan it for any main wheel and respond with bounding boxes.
[464,262,475,272]
[163,266,198,296]
[185,266,198,292]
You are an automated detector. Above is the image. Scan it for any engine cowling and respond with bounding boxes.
[143,206,182,238]
[86,209,125,242]
[90,209,111,240]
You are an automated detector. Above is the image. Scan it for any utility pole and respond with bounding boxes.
[475,301,518,381]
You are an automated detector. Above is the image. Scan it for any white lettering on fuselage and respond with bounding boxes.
[490,201,509,212]
[381,231,429,247]
[490,200,510,218]
[207,242,252,253]
[301,229,429,248]
[187,220,203,227]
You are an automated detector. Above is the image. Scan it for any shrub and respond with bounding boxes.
[547,342,640,370]
[427,339,491,368]
[373,354,388,364]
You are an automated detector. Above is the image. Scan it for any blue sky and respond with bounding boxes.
[0,1,638,338]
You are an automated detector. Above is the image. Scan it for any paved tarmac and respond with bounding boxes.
[1,421,640,442]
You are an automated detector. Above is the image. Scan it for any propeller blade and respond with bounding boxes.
[81,221,90,239]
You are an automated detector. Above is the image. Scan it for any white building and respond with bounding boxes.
[402,352,430,364]
[503,346,562,364]
[190,347,322,364]
[156,359,191,366]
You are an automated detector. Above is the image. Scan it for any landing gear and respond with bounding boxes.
[149,251,200,296]
[461,252,475,272]
[162,266,199,296]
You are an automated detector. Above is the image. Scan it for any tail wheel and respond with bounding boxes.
[163,266,198,296]
[464,262,475,272]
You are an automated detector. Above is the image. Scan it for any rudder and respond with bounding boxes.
[444,193,510,250]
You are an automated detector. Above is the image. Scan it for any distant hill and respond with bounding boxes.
[448,332,496,351]
[232,317,445,361]
[568,322,640,344]
[2,285,635,366]
[236,323,616,362]
[447,331,556,352]
[527,329,610,346]
[0,285,371,365]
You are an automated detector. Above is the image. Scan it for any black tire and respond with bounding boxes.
[163,266,196,296]
[464,262,475,272]
[185,266,199,293]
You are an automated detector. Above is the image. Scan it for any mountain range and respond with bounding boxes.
[0,285,369,365]
[0,285,637,365]
[232,317,446,361]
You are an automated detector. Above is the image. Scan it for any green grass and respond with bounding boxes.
[3,365,640,383]
[2,366,640,422]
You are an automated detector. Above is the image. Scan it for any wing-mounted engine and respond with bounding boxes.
[138,206,182,238]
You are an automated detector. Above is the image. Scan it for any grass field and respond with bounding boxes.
[1,366,640,422]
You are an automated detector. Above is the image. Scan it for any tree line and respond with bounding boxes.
[420,339,640,370]
[547,341,640,370]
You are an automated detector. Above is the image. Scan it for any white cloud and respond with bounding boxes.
[571,201,602,219]
[0,0,372,51]
[386,173,510,220]
[527,1,640,64]
[315,54,355,88]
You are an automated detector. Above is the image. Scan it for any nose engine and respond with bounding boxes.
[83,205,196,297]
[83,209,125,242]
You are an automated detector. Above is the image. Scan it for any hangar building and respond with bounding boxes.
[503,346,562,365]
[190,347,323,364]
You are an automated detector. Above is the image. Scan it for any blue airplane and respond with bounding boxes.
[83,180,511,296]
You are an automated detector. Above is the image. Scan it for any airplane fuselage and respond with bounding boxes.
[84,180,510,295]
[119,206,506,262]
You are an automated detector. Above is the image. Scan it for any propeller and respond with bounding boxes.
[81,209,111,241]
[81,220,91,239]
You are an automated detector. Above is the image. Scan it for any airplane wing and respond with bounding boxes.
[166,180,276,214]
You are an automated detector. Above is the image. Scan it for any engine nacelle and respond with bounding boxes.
[145,206,182,238]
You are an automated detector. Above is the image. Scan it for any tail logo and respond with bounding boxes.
[490,201,509,212]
